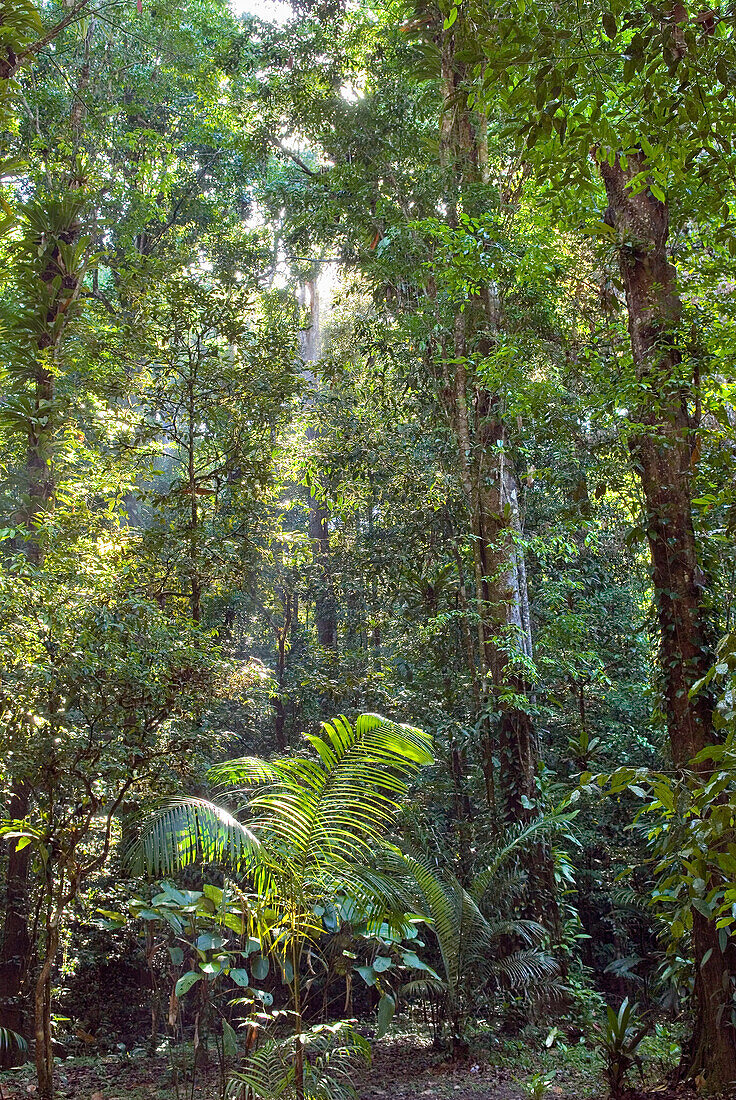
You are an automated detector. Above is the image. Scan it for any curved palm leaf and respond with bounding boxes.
[204,714,432,876]
[396,840,561,1044]
[0,1026,28,1058]
[491,949,560,990]
[471,806,577,903]
[487,918,547,947]
[132,714,433,943]
[130,798,261,877]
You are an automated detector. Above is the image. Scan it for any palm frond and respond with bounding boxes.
[399,853,465,988]
[129,798,261,877]
[208,756,280,789]
[486,918,547,947]
[491,949,559,990]
[327,861,417,934]
[0,1027,28,1058]
[471,807,577,902]
[400,977,447,998]
[226,1041,294,1098]
[244,715,433,869]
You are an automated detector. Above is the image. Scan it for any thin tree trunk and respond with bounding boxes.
[186,350,202,622]
[436,19,539,823]
[273,590,292,750]
[34,892,60,1100]
[290,939,305,1100]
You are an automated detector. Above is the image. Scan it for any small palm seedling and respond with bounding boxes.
[226,1021,369,1100]
[521,1071,555,1100]
[594,998,649,1098]
[394,811,572,1056]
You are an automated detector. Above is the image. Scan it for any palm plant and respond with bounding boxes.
[226,1022,370,1100]
[397,812,572,1055]
[131,713,433,1100]
[0,1026,27,1061]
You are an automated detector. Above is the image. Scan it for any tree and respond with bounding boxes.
[0,549,220,1099]
[463,0,736,1082]
[127,275,299,623]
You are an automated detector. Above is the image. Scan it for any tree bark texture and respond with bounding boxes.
[300,277,338,651]
[600,153,712,766]
[437,21,538,823]
[600,152,736,1088]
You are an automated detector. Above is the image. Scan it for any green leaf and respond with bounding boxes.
[251,955,269,981]
[196,933,225,952]
[400,950,440,978]
[222,1019,238,1058]
[175,971,201,996]
[376,994,395,1039]
[229,968,250,987]
[200,959,223,975]
[602,12,617,38]
[202,884,224,906]
[356,965,377,986]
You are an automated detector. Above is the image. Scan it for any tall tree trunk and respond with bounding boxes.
[600,152,736,1088]
[436,19,538,823]
[300,277,337,651]
[273,589,293,751]
[0,179,87,1076]
[0,35,92,1086]
[308,501,336,649]
[0,200,84,1055]
[187,365,201,622]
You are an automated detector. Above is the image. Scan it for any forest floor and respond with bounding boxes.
[0,1034,691,1100]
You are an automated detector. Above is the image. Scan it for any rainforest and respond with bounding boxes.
[1,0,736,1098]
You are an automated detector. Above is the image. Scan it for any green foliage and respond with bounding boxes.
[521,1070,555,1100]
[131,713,432,1093]
[396,810,571,1047]
[579,638,736,1011]
[0,1026,28,1057]
[2,0,736,1091]
[134,713,433,928]
[226,1021,370,1100]
[594,999,648,1099]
